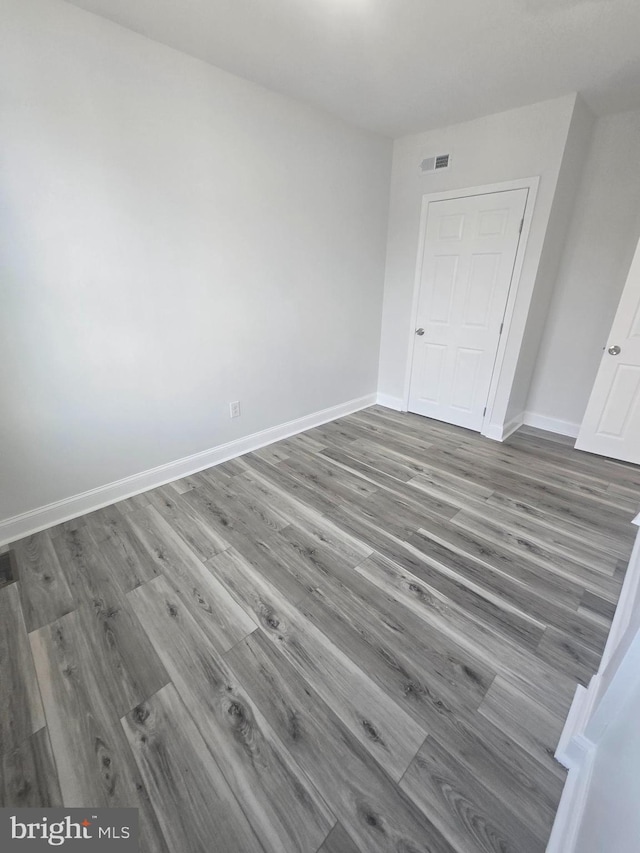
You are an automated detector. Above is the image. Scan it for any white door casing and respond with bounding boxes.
[576,236,640,464]
[407,188,528,431]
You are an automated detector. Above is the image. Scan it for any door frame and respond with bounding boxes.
[401,177,539,439]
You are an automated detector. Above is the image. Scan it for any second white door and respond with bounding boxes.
[575,234,640,464]
[408,188,528,430]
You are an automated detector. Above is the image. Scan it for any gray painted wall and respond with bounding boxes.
[526,108,640,431]
[376,95,577,432]
[0,0,392,522]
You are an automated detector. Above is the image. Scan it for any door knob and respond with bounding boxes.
[415,328,425,336]
[608,345,621,355]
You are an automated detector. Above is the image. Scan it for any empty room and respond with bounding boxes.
[3,0,640,851]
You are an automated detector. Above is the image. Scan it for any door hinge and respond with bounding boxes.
[483,407,487,417]
[499,321,504,335]
[519,217,524,234]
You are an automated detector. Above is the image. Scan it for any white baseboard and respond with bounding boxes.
[546,737,595,853]
[482,425,501,441]
[502,412,524,440]
[376,393,405,411]
[0,393,377,546]
[483,412,524,442]
[523,411,580,438]
[555,681,598,769]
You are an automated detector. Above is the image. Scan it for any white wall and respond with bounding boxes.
[549,512,640,853]
[0,0,391,523]
[575,673,640,853]
[575,526,640,853]
[377,95,577,431]
[526,109,640,432]
[506,96,595,426]
[555,576,640,853]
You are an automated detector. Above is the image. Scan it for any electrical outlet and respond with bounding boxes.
[229,400,241,418]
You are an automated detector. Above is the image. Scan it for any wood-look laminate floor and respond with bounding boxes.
[3,406,640,852]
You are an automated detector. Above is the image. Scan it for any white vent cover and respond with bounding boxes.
[419,153,451,174]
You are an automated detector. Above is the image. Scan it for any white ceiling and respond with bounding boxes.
[62,0,640,137]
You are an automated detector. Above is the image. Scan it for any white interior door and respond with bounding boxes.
[408,188,528,431]
[576,236,640,464]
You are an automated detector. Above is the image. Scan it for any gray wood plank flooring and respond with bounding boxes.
[3,405,639,852]
[317,822,361,853]
[1,728,62,808]
[122,683,264,853]
[0,582,46,754]
[128,575,334,853]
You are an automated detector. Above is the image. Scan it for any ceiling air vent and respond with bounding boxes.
[419,153,451,174]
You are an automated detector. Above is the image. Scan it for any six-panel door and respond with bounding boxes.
[408,188,528,431]
[576,236,640,464]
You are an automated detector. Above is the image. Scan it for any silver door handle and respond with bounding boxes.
[415,328,425,336]
[608,345,621,355]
